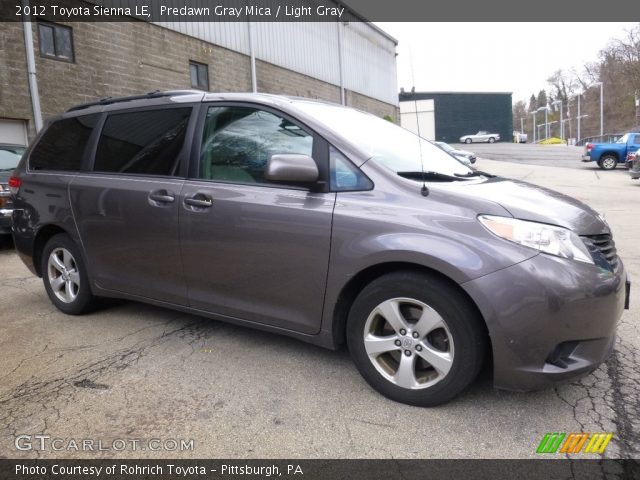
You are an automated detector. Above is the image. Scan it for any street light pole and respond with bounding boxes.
[552,100,563,141]
[594,81,603,138]
[545,108,549,140]
[536,106,548,141]
[530,111,537,143]
[577,93,581,142]
[635,90,639,129]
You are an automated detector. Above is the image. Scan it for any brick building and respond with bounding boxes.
[0,7,398,145]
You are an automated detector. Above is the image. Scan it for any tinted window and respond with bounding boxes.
[330,147,372,191]
[30,115,98,171]
[94,108,191,176]
[200,106,313,184]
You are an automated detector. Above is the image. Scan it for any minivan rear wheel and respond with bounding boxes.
[346,271,486,407]
[42,233,97,315]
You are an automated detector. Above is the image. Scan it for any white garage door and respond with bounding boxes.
[0,119,28,146]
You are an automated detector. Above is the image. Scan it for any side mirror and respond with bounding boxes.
[265,154,319,183]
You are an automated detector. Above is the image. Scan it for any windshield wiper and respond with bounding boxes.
[397,171,470,182]
[454,170,494,178]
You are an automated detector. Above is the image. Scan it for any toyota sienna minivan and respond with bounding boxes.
[10,91,630,406]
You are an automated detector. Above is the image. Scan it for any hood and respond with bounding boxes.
[436,177,609,235]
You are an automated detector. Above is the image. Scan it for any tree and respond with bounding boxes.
[528,94,536,113]
[512,100,528,135]
[536,90,547,109]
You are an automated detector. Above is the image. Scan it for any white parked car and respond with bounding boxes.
[459,131,500,144]
[435,141,476,165]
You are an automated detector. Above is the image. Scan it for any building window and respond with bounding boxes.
[189,61,209,90]
[38,22,74,62]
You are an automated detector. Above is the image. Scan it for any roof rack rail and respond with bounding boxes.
[66,90,204,112]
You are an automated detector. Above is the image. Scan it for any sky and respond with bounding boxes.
[375,23,638,105]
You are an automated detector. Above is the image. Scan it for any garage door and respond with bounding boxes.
[0,119,28,146]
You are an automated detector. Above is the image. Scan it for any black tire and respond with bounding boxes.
[488,137,495,143]
[41,233,97,315]
[465,138,472,144]
[346,271,486,407]
[597,155,618,170]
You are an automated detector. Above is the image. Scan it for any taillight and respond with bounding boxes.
[8,176,22,196]
[586,143,593,152]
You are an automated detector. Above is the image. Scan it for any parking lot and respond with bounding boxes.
[452,142,589,169]
[0,144,638,460]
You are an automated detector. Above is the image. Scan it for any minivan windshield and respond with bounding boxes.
[293,101,473,178]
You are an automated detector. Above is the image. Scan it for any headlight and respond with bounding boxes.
[478,215,593,264]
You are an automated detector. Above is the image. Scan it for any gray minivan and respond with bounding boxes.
[10,91,630,406]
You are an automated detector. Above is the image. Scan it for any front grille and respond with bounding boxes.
[582,234,618,269]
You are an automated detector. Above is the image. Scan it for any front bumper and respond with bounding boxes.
[581,154,592,162]
[462,254,627,391]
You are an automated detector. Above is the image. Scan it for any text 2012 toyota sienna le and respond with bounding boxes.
[10,91,630,406]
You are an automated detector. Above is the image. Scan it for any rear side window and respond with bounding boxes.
[94,108,192,176]
[30,115,98,171]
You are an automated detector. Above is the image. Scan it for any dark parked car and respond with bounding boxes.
[10,91,629,406]
[0,144,25,235]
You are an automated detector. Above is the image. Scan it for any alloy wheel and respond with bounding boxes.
[47,248,80,303]
[363,297,454,389]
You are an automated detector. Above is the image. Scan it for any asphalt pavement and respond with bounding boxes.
[451,142,594,169]
[0,150,638,459]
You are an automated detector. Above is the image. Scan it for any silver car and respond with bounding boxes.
[630,148,640,179]
[460,131,501,144]
[435,141,477,165]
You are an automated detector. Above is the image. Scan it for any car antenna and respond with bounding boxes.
[409,46,429,197]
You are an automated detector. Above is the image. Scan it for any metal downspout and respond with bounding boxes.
[22,0,43,133]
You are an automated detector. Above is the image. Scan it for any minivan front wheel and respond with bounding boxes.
[347,272,486,407]
[42,233,96,315]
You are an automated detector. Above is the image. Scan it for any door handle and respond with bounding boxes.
[149,191,175,204]
[184,194,213,208]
